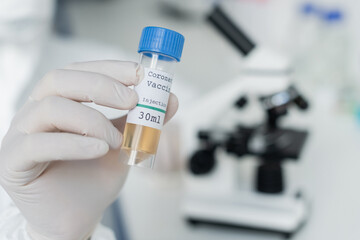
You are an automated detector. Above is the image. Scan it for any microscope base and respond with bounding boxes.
[182,191,308,238]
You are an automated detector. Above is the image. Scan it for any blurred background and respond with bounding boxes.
[1,0,360,239]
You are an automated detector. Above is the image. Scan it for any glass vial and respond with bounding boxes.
[122,26,185,168]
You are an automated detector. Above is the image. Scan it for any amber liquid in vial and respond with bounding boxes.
[122,123,161,165]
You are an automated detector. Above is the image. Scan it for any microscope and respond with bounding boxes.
[181,6,311,238]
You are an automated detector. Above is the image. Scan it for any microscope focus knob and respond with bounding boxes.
[234,96,248,109]
[198,131,211,141]
[188,149,216,175]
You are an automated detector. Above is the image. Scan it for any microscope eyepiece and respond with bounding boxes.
[294,95,309,110]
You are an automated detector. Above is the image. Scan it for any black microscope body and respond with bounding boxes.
[189,86,309,194]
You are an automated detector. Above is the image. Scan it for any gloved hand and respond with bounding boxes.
[0,60,178,240]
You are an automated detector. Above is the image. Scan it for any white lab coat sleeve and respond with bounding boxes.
[0,186,116,240]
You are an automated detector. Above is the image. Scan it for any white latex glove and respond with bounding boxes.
[0,60,179,240]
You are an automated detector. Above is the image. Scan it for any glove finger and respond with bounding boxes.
[7,133,109,172]
[164,93,179,124]
[16,96,122,149]
[63,60,144,86]
[111,115,127,132]
[30,69,138,110]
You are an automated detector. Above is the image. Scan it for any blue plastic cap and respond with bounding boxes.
[301,3,314,15]
[323,10,343,22]
[138,26,185,62]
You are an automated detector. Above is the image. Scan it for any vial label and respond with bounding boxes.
[126,67,173,130]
